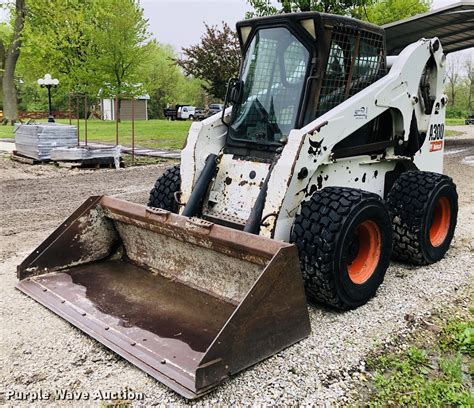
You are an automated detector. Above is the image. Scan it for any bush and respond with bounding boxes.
[446,106,467,118]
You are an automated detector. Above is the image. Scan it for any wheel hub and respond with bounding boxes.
[429,196,451,247]
[347,220,382,285]
[347,236,360,265]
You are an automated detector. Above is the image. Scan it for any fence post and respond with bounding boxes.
[115,95,119,146]
[76,95,80,146]
[68,94,72,125]
[131,97,135,163]
[84,95,88,146]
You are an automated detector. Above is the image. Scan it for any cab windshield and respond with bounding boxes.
[229,27,310,145]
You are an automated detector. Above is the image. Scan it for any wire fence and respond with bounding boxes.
[68,93,138,162]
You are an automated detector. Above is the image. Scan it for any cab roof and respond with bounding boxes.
[236,11,384,36]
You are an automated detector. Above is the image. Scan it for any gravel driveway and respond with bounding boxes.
[1,128,473,406]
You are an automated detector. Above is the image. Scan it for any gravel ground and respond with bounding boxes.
[0,129,473,406]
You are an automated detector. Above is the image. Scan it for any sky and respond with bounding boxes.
[0,0,471,55]
[141,0,464,51]
[141,0,252,51]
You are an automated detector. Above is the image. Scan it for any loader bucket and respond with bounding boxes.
[17,196,310,399]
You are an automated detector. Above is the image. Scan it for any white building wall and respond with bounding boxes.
[102,98,114,121]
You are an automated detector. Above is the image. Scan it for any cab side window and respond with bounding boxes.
[316,28,385,118]
[349,32,385,97]
[317,27,355,116]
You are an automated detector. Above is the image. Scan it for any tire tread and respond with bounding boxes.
[148,165,181,212]
[386,171,456,265]
[291,187,386,310]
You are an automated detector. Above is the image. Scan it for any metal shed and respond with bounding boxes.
[101,95,149,121]
[383,1,474,55]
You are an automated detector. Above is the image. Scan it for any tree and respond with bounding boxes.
[14,0,151,121]
[19,0,102,94]
[0,23,11,79]
[364,0,430,25]
[446,55,462,107]
[176,22,240,100]
[140,42,205,118]
[141,42,180,117]
[0,23,12,109]
[1,0,26,124]
[246,0,279,17]
[464,56,474,113]
[92,0,151,115]
[246,0,431,25]
[175,76,206,107]
[247,0,374,18]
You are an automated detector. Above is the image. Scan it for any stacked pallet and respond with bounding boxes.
[15,123,77,160]
[51,146,122,169]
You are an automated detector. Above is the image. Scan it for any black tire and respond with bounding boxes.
[387,171,458,265]
[291,187,392,310]
[148,165,181,212]
[189,115,194,121]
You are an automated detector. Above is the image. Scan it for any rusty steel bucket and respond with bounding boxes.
[16,196,310,398]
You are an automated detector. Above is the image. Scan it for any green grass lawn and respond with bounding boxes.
[446,118,466,126]
[0,117,468,148]
[0,119,192,150]
[367,311,474,407]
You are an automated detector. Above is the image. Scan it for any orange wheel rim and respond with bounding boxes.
[347,220,382,284]
[429,196,451,247]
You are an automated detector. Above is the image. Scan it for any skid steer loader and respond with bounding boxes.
[18,12,459,398]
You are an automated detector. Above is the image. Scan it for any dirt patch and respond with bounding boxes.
[0,135,473,406]
[0,157,169,262]
[446,125,474,138]
[352,291,473,406]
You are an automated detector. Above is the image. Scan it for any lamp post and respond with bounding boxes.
[37,74,59,123]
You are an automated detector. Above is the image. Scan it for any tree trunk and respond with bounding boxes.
[449,79,456,107]
[446,57,461,109]
[117,97,122,122]
[0,39,5,107]
[466,60,474,112]
[468,82,473,112]
[2,0,26,125]
[0,39,5,72]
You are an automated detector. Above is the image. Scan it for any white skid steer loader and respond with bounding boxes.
[18,12,462,398]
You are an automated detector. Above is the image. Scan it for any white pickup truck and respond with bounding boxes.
[177,105,196,120]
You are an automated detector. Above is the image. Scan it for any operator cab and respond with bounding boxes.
[225,12,387,155]
[203,13,388,231]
